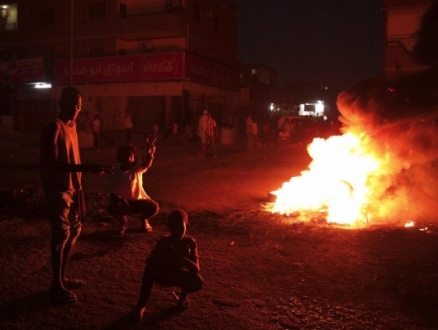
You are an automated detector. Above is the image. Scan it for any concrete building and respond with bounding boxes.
[238,62,279,115]
[383,0,437,80]
[238,62,290,125]
[0,0,240,140]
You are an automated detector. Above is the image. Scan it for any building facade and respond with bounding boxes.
[0,0,239,136]
[238,61,291,123]
[383,0,436,80]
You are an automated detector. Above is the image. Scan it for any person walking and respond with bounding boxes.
[39,86,112,305]
[197,110,208,147]
[201,112,218,157]
[246,113,255,153]
[252,114,259,149]
[91,114,101,149]
[152,120,160,140]
[124,111,133,145]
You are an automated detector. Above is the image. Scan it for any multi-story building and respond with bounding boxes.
[383,0,436,80]
[238,62,280,114]
[0,0,239,138]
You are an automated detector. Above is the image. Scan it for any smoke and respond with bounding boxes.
[336,74,438,223]
[413,1,438,68]
[333,1,438,224]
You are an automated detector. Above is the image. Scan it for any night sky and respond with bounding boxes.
[232,0,384,89]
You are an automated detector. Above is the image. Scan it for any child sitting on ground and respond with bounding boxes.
[136,209,204,321]
[108,139,159,235]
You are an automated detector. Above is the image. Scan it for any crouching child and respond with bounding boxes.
[107,141,159,235]
[136,209,204,321]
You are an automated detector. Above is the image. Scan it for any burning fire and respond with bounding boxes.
[267,73,438,227]
[269,132,384,225]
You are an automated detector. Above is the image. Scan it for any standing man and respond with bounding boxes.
[197,110,208,147]
[246,113,255,153]
[124,110,133,145]
[91,114,101,149]
[40,86,111,305]
[202,112,218,157]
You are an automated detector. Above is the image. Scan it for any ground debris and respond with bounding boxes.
[212,299,241,308]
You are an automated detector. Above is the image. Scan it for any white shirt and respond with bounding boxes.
[91,118,100,133]
[108,163,150,201]
[124,115,133,129]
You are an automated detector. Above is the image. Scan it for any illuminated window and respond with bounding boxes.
[0,3,17,31]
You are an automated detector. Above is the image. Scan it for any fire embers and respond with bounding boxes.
[267,133,381,225]
[268,72,438,227]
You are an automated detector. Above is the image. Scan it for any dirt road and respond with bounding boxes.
[1,132,438,329]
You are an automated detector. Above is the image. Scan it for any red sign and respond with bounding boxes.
[55,52,239,91]
[55,53,184,84]
[185,53,239,91]
[7,57,45,83]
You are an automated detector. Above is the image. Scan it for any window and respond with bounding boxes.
[0,3,18,31]
[210,12,218,31]
[40,7,55,25]
[193,4,200,23]
[89,47,105,57]
[119,3,126,18]
[42,51,55,79]
[89,2,105,20]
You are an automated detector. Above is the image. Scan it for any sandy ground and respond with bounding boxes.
[1,130,438,330]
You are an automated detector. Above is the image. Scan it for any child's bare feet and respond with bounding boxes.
[119,216,128,235]
[63,278,87,290]
[119,225,127,235]
[141,219,153,233]
[172,291,190,309]
[49,287,77,305]
[134,306,146,322]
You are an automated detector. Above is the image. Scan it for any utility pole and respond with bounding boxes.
[70,0,73,86]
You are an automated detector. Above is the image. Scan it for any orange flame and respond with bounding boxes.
[270,133,383,225]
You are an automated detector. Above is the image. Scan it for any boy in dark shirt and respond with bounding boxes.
[136,209,204,321]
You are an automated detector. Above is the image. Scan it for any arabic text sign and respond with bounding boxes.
[55,53,184,84]
[7,57,44,83]
[185,53,239,90]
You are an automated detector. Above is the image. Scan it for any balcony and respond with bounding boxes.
[385,0,435,7]
[71,7,186,42]
[387,34,417,51]
[121,3,184,17]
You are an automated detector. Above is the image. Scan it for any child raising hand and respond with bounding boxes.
[108,138,159,235]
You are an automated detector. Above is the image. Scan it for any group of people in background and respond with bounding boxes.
[245,112,342,152]
[39,86,203,322]
[88,105,342,156]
